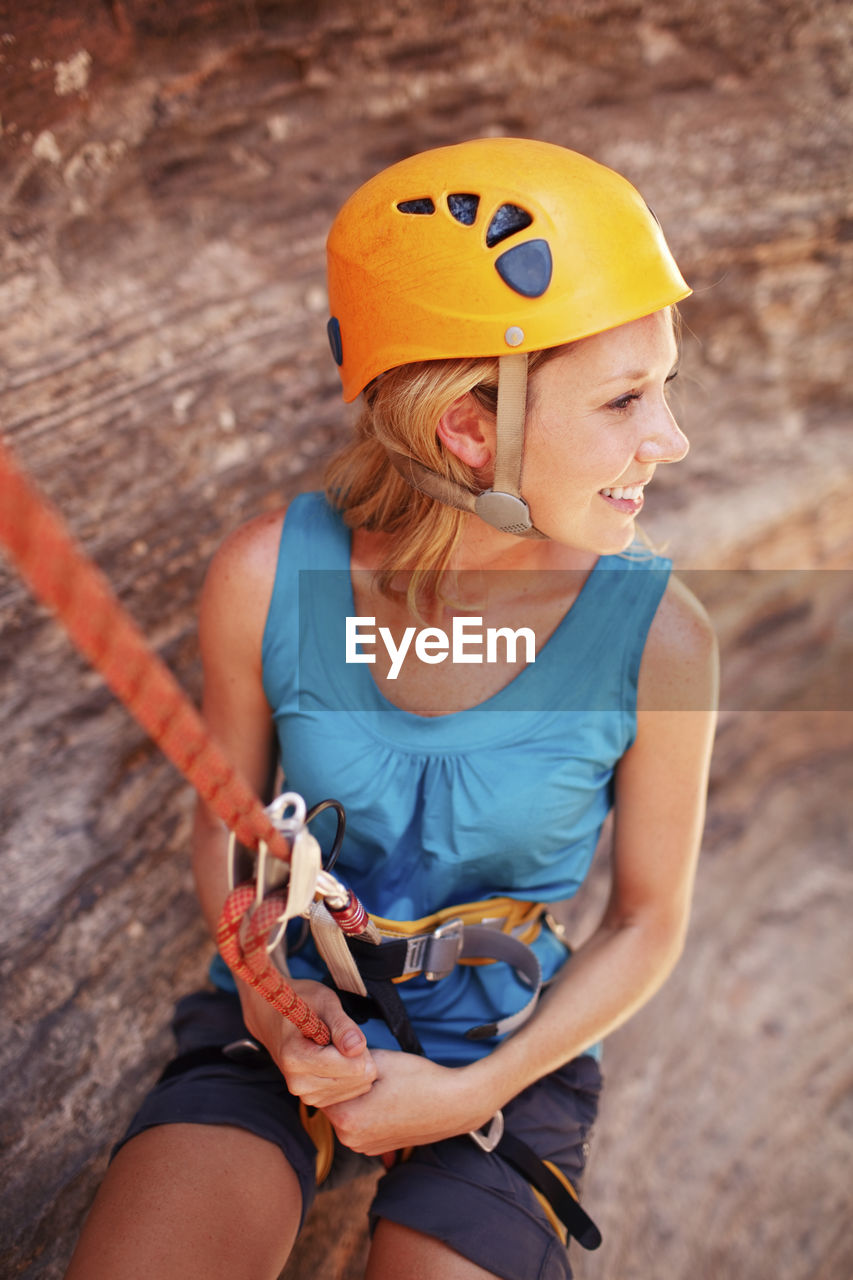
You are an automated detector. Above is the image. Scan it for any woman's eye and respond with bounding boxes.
[609,369,679,414]
[608,392,641,413]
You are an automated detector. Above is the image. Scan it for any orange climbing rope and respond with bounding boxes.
[217,884,328,1034]
[0,434,331,1045]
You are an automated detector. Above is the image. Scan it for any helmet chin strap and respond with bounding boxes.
[384,353,548,539]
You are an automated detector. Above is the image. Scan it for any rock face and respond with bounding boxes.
[0,2,850,1277]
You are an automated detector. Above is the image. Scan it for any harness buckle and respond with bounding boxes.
[409,917,464,981]
[469,1110,505,1153]
[222,1039,266,1065]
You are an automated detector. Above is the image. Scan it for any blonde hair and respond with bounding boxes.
[324,350,560,610]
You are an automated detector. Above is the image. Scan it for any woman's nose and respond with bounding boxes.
[637,402,689,465]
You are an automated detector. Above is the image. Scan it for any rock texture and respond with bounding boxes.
[0,2,850,1277]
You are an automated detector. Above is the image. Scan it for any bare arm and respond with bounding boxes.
[482,577,719,1080]
[191,512,282,939]
[191,510,377,1104]
[326,576,719,1153]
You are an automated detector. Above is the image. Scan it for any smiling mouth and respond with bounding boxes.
[598,483,645,513]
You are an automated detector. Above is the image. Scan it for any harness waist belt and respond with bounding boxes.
[347,917,543,1040]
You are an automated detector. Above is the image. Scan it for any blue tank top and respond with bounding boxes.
[212,492,671,1066]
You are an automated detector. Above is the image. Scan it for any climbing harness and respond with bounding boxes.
[224,796,549,1057]
[342,898,546,1047]
[223,815,602,1251]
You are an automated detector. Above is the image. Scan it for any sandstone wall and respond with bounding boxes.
[0,2,850,1276]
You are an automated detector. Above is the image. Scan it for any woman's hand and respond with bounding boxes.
[324,1050,496,1156]
[238,978,378,1107]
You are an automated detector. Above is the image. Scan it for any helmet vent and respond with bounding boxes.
[396,198,435,215]
[447,193,480,225]
[486,204,533,248]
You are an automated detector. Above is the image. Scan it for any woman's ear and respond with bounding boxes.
[437,394,494,470]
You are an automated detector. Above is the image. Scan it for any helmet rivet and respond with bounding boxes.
[504,325,524,347]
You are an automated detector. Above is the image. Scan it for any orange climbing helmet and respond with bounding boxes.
[325,137,691,536]
[326,136,690,402]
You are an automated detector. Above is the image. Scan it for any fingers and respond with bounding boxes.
[236,977,377,1105]
[324,1001,369,1058]
[274,986,378,1105]
[286,984,374,1066]
[282,1035,377,1107]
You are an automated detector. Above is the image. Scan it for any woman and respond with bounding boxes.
[67,138,718,1280]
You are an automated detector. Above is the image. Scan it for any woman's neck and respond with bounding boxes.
[448,517,597,574]
[352,513,598,577]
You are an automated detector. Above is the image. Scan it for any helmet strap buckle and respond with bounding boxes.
[474,490,533,535]
[383,352,548,539]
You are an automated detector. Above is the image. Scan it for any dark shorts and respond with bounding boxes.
[118,988,602,1280]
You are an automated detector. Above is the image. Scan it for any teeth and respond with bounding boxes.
[600,483,644,501]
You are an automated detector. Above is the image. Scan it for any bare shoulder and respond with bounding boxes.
[205,507,287,599]
[199,506,288,664]
[638,573,719,712]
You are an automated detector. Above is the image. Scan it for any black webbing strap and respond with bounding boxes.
[155,1040,273,1082]
[331,981,425,1056]
[359,975,426,1056]
[493,1131,602,1251]
[346,935,412,980]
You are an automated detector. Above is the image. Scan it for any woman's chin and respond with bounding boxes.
[545,518,639,557]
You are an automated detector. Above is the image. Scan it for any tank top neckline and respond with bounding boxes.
[308,508,610,726]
